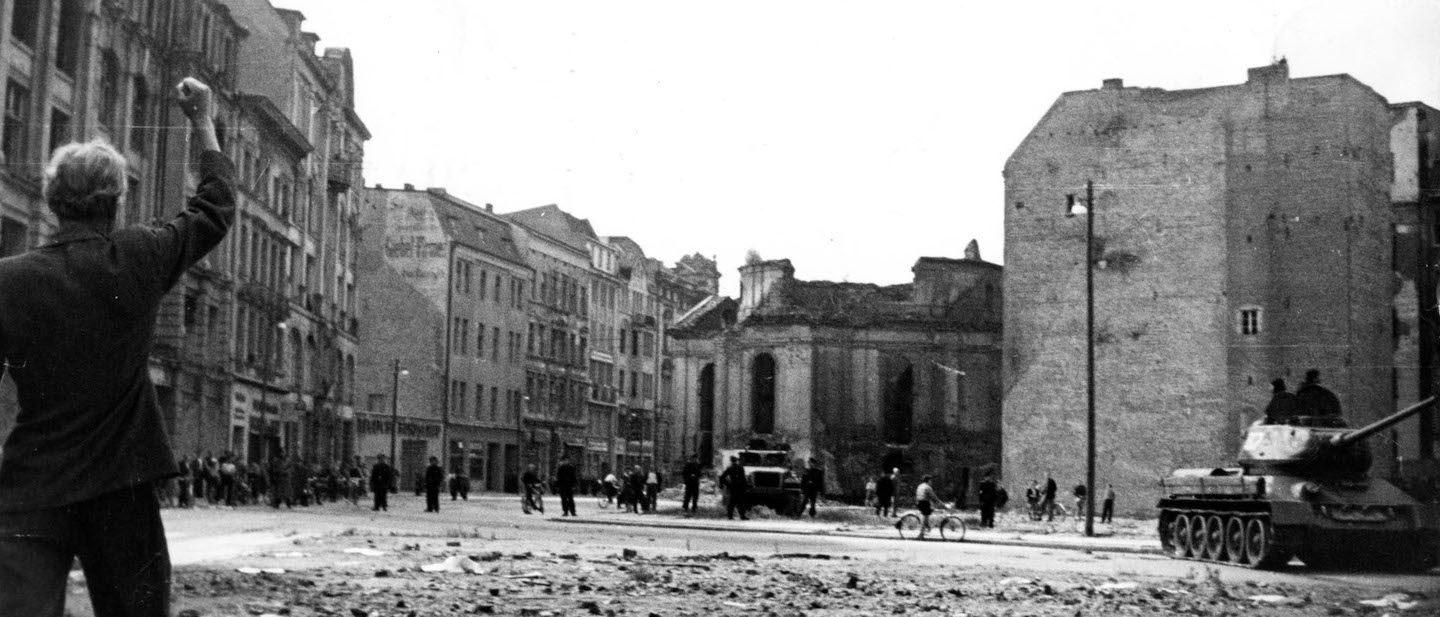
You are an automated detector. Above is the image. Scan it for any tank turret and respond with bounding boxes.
[1238,397,1436,475]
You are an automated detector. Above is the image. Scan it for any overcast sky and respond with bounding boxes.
[276,0,1440,294]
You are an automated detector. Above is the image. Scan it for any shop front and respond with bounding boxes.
[355,413,441,492]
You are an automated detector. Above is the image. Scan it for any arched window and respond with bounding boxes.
[883,364,914,444]
[699,363,716,462]
[751,353,776,434]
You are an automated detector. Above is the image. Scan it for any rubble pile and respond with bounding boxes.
[150,535,1427,617]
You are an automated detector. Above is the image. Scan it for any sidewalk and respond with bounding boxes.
[554,503,1161,555]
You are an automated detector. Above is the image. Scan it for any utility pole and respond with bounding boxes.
[1083,180,1097,538]
[389,359,406,466]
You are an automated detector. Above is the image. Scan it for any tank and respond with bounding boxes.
[1157,396,1440,570]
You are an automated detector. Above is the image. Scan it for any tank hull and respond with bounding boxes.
[1157,470,1438,571]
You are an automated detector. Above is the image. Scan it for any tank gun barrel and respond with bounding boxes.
[1329,396,1437,448]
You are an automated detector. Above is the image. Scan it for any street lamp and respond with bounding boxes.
[389,359,408,466]
[1065,180,1097,537]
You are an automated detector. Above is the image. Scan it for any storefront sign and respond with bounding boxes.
[357,416,441,438]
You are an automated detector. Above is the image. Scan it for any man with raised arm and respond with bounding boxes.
[0,77,234,617]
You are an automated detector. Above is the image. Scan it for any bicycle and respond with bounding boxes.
[895,508,966,541]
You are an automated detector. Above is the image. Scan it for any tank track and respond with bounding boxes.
[1158,508,1292,569]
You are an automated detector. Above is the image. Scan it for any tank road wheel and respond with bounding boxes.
[1224,516,1246,565]
[1244,518,1289,569]
[1205,515,1226,561]
[1190,515,1210,559]
[1171,514,1193,558]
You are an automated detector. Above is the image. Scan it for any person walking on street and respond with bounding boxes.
[424,457,444,513]
[800,458,824,518]
[1072,483,1088,520]
[370,455,393,512]
[864,476,877,510]
[1101,484,1116,523]
[681,455,702,513]
[875,469,896,517]
[626,466,647,514]
[270,451,294,509]
[521,464,545,514]
[218,454,238,507]
[645,468,662,513]
[977,472,998,528]
[720,456,749,520]
[0,77,233,617]
[176,455,194,509]
[603,470,620,506]
[556,455,578,517]
[1042,474,1058,522]
[449,469,469,501]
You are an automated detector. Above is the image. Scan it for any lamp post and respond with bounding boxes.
[389,359,408,466]
[1066,179,1097,538]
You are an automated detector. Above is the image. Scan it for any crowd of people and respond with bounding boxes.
[159,451,387,510]
[159,448,1124,530]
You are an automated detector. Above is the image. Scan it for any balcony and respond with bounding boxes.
[328,157,358,190]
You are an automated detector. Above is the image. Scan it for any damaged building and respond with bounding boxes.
[669,243,1003,500]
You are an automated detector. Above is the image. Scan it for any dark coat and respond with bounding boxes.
[876,475,895,499]
[424,464,444,492]
[719,463,748,493]
[0,150,235,512]
[682,461,702,485]
[1295,383,1342,417]
[1264,391,1303,423]
[978,478,998,506]
[370,463,393,493]
[801,468,824,495]
[556,462,578,490]
[1043,478,1057,500]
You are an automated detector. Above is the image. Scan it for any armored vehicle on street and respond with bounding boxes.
[1158,396,1439,570]
[717,442,804,517]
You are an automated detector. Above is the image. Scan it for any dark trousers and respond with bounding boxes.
[373,487,388,511]
[726,490,748,520]
[426,489,440,512]
[979,502,995,527]
[1041,497,1056,521]
[876,496,893,517]
[1101,499,1114,523]
[646,485,659,511]
[0,482,170,617]
[559,487,576,516]
[682,482,699,511]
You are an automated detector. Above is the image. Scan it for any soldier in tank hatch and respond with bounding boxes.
[1263,378,1302,424]
[1295,369,1342,418]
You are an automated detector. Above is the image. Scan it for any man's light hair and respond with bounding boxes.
[43,139,128,221]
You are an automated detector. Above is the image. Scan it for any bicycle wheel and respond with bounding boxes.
[896,513,924,539]
[938,516,966,541]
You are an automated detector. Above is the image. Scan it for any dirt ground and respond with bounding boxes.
[63,525,1438,617]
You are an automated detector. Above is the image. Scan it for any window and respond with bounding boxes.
[55,0,84,76]
[48,108,71,155]
[494,273,502,303]
[751,353,777,434]
[4,80,30,165]
[1239,307,1262,335]
[99,52,121,132]
[479,270,488,300]
[475,383,485,419]
[130,78,149,152]
[10,0,39,48]
[492,327,500,361]
[490,387,498,420]
[476,322,485,358]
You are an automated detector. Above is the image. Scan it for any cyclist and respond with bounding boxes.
[914,474,946,539]
[521,464,545,514]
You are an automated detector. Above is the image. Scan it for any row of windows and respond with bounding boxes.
[617,328,656,358]
[454,259,524,308]
[527,322,588,368]
[525,372,587,419]
[451,319,523,365]
[538,269,587,316]
[449,380,520,424]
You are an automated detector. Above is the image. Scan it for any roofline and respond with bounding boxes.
[239,94,314,157]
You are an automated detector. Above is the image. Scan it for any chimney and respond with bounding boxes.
[1101,78,1123,90]
[374,183,384,190]
[1247,58,1289,84]
[737,259,794,322]
[486,203,494,212]
[403,183,415,191]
